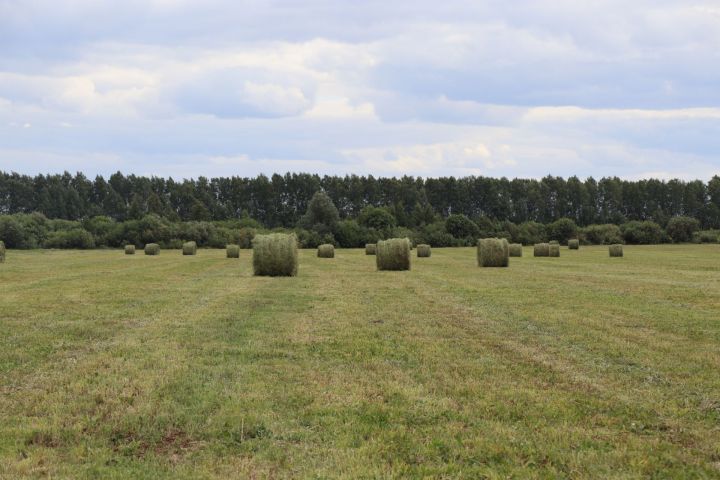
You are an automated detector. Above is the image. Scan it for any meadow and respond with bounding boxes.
[1,246,719,478]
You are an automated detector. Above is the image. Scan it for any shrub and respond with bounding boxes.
[568,239,579,250]
[226,244,240,258]
[124,245,136,255]
[445,214,479,241]
[365,243,376,255]
[376,238,411,271]
[358,206,396,235]
[478,238,509,267]
[317,244,335,258]
[547,218,577,244]
[0,240,5,263]
[145,243,160,255]
[417,244,431,258]
[43,229,96,249]
[609,244,624,257]
[517,221,546,245]
[695,230,719,244]
[666,216,700,243]
[549,244,560,257]
[335,220,365,248]
[621,221,663,244]
[582,224,623,245]
[509,243,522,257]
[534,243,550,257]
[182,241,197,255]
[252,233,298,277]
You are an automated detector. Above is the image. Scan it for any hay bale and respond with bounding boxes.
[0,240,5,263]
[317,244,335,258]
[144,243,160,255]
[124,245,136,255]
[568,239,579,250]
[226,244,240,258]
[549,244,560,257]
[509,243,523,257]
[549,240,560,246]
[252,233,298,276]
[609,244,624,257]
[416,244,431,258]
[478,238,509,267]
[365,243,376,255]
[533,243,550,257]
[182,241,197,255]
[376,238,411,271]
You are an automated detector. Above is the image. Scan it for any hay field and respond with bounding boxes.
[1,246,719,478]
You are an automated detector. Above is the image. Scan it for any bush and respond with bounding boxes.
[666,216,700,243]
[582,224,623,245]
[365,243,376,255]
[226,244,240,258]
[43,229,95,249]
[517,222,546,245]
[549,244,560,257]
[534,243,550,257]
[335,220,365,248]
[416,244,431,257]
[376,238,411,271]
[358,206,396,235]
[694,230,719,244]
[445,214,479,241]
[317,244,335,258]
[238,227,256,249]
[145,243,160,255]
[182,241,197,255]
[478,238,509,267]
[547,218,577,244]
[252,233,298,277]
[568,239,579,250]
[609,244,624,257]
[621,221,663,245]
[124,245,135,255]
[509,243,522,257]
[417,221,454,247]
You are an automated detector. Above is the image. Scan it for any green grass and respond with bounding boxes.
[1,246,719,478]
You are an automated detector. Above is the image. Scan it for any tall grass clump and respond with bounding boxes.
[376,238,411,271]
[417,244,431,257]
[609,244,624,257]
[509,243,523,257]
[124,245,135,255]
[182,241,197,255]
[568,239,579,250]
[317,244,335,258]
[226,244,240,258]
[534,243,550,257]
[0,240,5,263]
[549,244,560,257]
[478,238,509,267]
[365,243,376,255]
[144,243,160,255]
[252,233,298,277]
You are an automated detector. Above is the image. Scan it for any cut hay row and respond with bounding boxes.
[549,244,560,257]
[509,243,522,257]
[416,244,431,258]
[317,244,335,258]
[144,243,160,255]
[124,245,135,255]
[609,244,624,257]
[568,239,580,250]
[252,233,298,277]
[0,240,5,263]
[182,241,197,256]
[478,238,509,267]
[365,243,376,255]
[533,243,550,257]
[226,244,240,258]
[376,238,411,271]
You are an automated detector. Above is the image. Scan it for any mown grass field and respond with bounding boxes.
[1,246,719,479]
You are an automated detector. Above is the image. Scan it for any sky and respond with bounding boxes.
[1,0,719,180]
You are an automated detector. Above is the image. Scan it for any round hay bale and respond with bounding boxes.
[478,238,510,267]
[609,244,624,257]
[533,243,550,257]
[252,233,298,277]
[376,238,411,271]
[124,245,136,255]
[365,243,376,255]
[0,240,5,263]
[568,239,580,250]
[226,244,240,258]
[509,243,523,257]
[182,241,197,256]
[144,243,160,255]
[317,244,335,258]
[416,244,431,258]
[549,244,560,257]
[549,240,560,246]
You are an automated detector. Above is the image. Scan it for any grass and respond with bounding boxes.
[1,245,719,478]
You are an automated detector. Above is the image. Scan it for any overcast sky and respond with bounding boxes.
[1,0,719,180]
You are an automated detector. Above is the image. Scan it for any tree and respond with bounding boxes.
[297,191,340,234]
[358,206,396,235]
[665,216,700,243]
[445,214,479,239]
[547,218,578,244]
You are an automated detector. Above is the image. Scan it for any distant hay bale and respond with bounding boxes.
[317,244,335,258]
[509,243,523,257]
[252,233,298,277]
[549,244,560,257]
[478,238,509,267]
[609,244,624,257]
[365,243,376,255]
[144,243,160,255]
[376,238,411,271]
[549,240,560,246]
[124,245,135,255]
[226,244,240,258]
[417,244,431,258]
[0,240,5,263]
[533,243,550,257]
[568,239,580,250]
[182,241,197,256]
